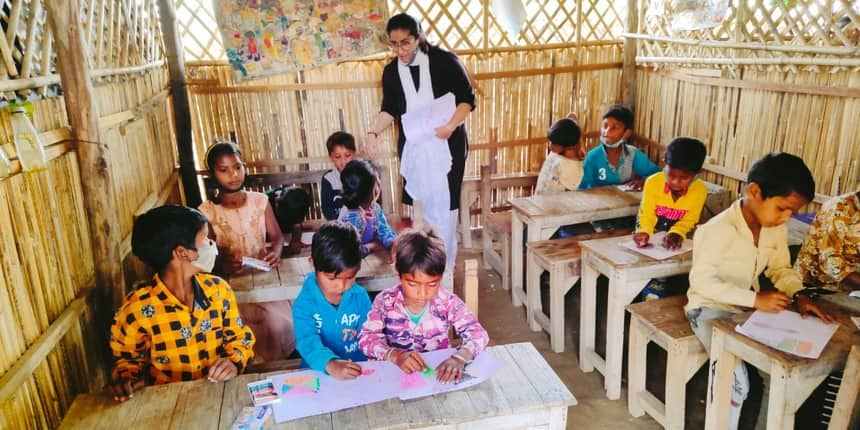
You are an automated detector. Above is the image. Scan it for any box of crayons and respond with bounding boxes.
[230,405,272,430]
[247,378,280,406]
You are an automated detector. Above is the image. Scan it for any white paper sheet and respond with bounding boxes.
[620,231,693,260]
[268,348,501,423]
[735,310,839,359]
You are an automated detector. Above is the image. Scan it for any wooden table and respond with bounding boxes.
[509,187,642,307]
[577,234,694,400]
[705,299,860,430]
[227,251,398,304]
[60,342,577,430]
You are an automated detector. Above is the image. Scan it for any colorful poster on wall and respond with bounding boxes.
[647,0,729,32]
[213,0,390,81]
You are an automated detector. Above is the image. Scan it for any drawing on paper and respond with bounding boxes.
[281,375,320,396]
[399,367,434,390]
[214,0,390,81]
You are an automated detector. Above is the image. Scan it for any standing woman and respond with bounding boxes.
[365,12,475,272]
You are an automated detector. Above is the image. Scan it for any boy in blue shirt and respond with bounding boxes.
[578,104,660,190]
[292,221,371,380]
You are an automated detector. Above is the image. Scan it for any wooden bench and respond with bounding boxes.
[526,228,633,353]
[829,345,860,430]
[480,162,539,292]
[627,295,708,430]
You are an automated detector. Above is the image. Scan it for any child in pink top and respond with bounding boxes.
[358,228,489,384]
[198,141,295,361]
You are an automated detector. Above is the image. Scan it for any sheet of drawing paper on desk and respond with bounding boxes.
[398,348,501,400]
[735,310,839,359]
[268,348,500,422]
[621,231,693,260]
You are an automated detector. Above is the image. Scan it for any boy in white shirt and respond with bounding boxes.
[535,113,583,195]
[685,152,834,429]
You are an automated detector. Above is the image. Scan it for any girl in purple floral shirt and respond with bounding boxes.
[358,228,489,384]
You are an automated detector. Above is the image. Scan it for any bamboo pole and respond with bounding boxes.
[621,0,638,106]
[636,55,860,67]
[46,0,125,314]
[157,0,201,206]
[623,32,860,55]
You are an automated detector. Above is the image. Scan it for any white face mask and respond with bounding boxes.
[602,137,624,149]
[191,238,218,272]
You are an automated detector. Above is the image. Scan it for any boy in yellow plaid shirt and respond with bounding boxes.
[109,205,255,402]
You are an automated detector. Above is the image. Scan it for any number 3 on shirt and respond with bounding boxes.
[598,168,607,181]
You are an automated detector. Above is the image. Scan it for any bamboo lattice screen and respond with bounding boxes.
[629,0,860,201]
[0,0,179,428]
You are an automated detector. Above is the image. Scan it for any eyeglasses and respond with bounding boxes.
[389,37,415,50]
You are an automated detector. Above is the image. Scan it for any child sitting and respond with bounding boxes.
[293,221,371,380]
[268,185,312,256]
[578,104,660,190]
[535,113,583,195]
[198,141,295,362]
[794,190,860,292]
[338,158,397,258]
[633,137,708,250]
[109,205,255,402]
[358,228,489,384]
[685,152,834,429]
[321,131,357,220]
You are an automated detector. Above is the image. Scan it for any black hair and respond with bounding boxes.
[325,131,357,154]
[386,13,431,53]
[602,104,634,130]
[747,152,815,202]
[268,186,311,231]
[205,141,243,173]
[340,159,378,209]
[664,137,707,173]
[547,117,582,148]
[394,228,446,277]
[311,221,362,275]
[132,205,208,273]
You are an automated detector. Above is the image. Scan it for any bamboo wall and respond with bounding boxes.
[0,0,180,428]
[180,1,627,220]
[630,0,860,203]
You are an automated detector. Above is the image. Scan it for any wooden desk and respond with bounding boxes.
[577,235,694,400]
[705,300,860,430]
[60,342,577,430]
[509,187,642,307]
[228,252,398,304]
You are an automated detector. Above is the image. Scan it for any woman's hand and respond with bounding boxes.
[390,349,426,374]
[662,232,683,250]
[365,133,379,158]
[207,357,239,382]
[796,295,838,324]
[326,359,362,380]
[434,124,456,140]
[108,378,145,402]
[436,356,466,384]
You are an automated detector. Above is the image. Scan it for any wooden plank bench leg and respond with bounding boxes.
[579,260,598,373]
[502,232,511,291]
[829,345,860,430]
[627,316,647,418]
[548,264,567,353]
[526,247,542,332]
[665,340,689,430]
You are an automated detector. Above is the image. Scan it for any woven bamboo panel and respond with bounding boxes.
[634,0,860,72]
[178,0,626,61]
[635,69,860,202]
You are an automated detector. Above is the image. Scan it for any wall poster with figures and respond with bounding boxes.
[213,0,390,80]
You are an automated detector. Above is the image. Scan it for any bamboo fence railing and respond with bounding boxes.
[0,0,180,428]
[628,0,860,205]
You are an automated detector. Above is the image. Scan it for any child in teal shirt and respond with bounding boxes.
[292,221,371,380]
[579,104,660,190]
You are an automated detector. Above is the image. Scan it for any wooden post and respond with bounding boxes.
[157,0,202,207]
[46,0,124,319]
[622,0,639,106]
